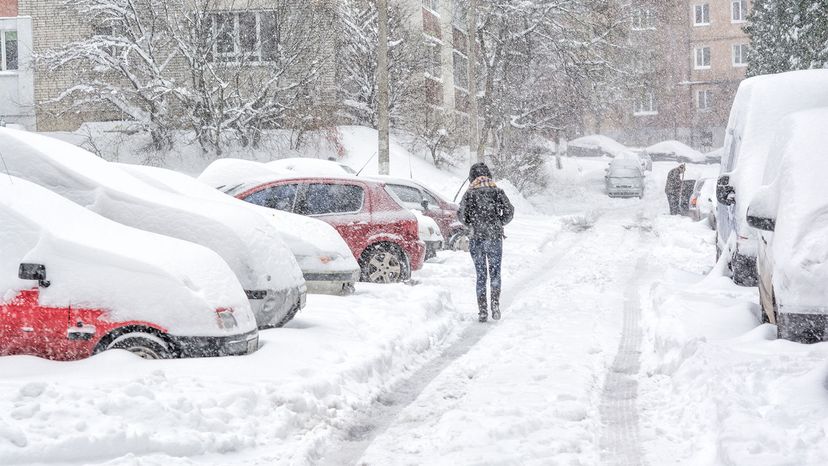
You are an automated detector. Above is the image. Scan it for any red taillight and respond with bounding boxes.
[690,197,697,207]
[406,218,419,241]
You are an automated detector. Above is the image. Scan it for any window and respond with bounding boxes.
[732,43,749,66]
[425,39,442,79]
[388,185,423,206]
[302,184,364,216]
[633,93,657,116]
[422,190,440,208]
[697,89,713,111]
[694,4,710,25]
[732,0,748,22]
[453,52,468,89]
[422,0,440,13]
[453,0,467,29]
[694,47,711,69]
[631,8,655,31]
[211,11,278,62]
[244,184,298,212]
[1,30,18,71]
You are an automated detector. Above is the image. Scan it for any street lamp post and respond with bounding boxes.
[467,0,481,164]
[377,0,390,175]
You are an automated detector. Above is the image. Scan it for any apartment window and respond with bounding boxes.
[634,93,658,116]
[694,4,710,25]
[453,0,467,30]
[453,51,468,89]
[732,0,748,22]
[211,11,278,62]
[697,89,713,111]
[1,30,18,71]
[694,47,711,69]
[423,0,440,14]
[631,8,655,31]
[733,43,749,66]
[424,40,442,79]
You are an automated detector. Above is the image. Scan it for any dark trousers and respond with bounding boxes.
[667,193,680,215]
[470,238,503,309]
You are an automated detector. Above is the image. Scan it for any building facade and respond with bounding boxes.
[608,0,752,150]
[0,0,35,129]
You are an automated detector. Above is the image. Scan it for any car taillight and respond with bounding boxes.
[406,218,419,240]
[690,197,697,207]
[215,308,238,329]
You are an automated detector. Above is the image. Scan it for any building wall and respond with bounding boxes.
[0,13,35,129]
[0,0,17,17]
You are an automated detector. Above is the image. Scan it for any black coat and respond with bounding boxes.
[665,167,684,195]
[458,184,515,240]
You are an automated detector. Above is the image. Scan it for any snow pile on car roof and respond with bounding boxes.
[0,176,254,336]
[754,108,828,308]
[0,128,304,323]
[267,158,356,178]
[645,140,705,163]
[198,158,288,195]
[569,135,629,158]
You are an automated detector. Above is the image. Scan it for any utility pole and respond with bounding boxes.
[467,0,481,164]
[377,0,391,175]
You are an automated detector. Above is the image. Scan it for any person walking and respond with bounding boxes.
[665,163,686,215]
[458,163,514,322]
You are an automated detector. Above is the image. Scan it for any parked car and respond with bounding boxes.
[370,176,469,251]
[568,135,629,158]
[413,210,444,261]
[687,178,717,228]
[1,176,258,360]
[200,160,426,284]
[715,70,828,286]
[605,159,645,198]
[118,163,361,296]
[0,128,306,328]
[746,108,828,342]
[645,140,705,163]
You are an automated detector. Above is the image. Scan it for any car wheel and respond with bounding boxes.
[361,245,408,284]
[106,332,173,359]
[449,232,470,252]
[731,252,758,287]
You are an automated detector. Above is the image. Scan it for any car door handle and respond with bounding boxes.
[20,326,33,333]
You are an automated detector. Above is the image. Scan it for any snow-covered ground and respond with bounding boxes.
[3,131,828,465]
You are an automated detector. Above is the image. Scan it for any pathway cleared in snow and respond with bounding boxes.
[321,205,656,465]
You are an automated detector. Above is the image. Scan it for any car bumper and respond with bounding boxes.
[248,285,307,328]
[407,240,426,271]
[777,312,828,343]
[171,329,259,358]
[303,270,360,295]
[607,189,643,198]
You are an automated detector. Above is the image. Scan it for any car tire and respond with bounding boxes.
[449,231,470,252]
[731,252,758,287]
[360,244,409,284]
[106,332,173,359]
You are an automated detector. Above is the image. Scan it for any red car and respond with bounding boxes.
[230,177,425,284]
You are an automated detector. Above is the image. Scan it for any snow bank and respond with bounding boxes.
[0,177,254,336]
[645,140,705,163]
[0,128,304,327]
[568,134,629,158]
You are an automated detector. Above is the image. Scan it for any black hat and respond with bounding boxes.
[469,162,492,182]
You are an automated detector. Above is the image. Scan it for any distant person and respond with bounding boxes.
[458,163,514,322]
[665,163,686,215]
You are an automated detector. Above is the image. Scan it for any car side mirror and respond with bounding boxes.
[746,213,776,232]
[421,199,429,210]
[18,263,51,288]
[716,175,736,206]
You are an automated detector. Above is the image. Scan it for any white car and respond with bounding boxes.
[0,128,306,328]
[604,159,645,198]
[747,108,828,342]
[119,164,360,295]
[716,70,828,286]
[568,135,629,158]
[412,210,444,261]
[687,178,716,228]
[1,176,258,360]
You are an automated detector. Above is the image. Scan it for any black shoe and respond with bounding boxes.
[491,302,501,321]
[478,311,488,323]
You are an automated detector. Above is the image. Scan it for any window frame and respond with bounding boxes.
[422,0,440,16]
[633,92,658,116]
[453,50,468,90]
[732,43,748,67]
[696,89,713,111]
[424,37,443,81]
[210,10,278,64]
[694,46,711,70]
[693,4,710,26]
[631,8,655,31]
[731,0,747,23]
[0,29,19,72]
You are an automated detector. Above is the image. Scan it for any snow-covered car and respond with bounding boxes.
[715,70,828,286]
[568,135,629,158]
[0,128,306,328]
[118,163,360,295]
[618,151,652,172]
[200,159,426,284]
[687,178,716,228]
[0,176,258,360]
[747,109,828,342]
[645,140,705,163]
[604,159,645,198]
[267,158,356,177]
[413,210,444,261]
[371,176,469,251]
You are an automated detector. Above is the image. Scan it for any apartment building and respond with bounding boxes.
[0,0,35,129]
[608,0,751,150]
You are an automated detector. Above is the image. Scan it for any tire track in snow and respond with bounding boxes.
[599,249,648,465]
[319,225,592,466]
